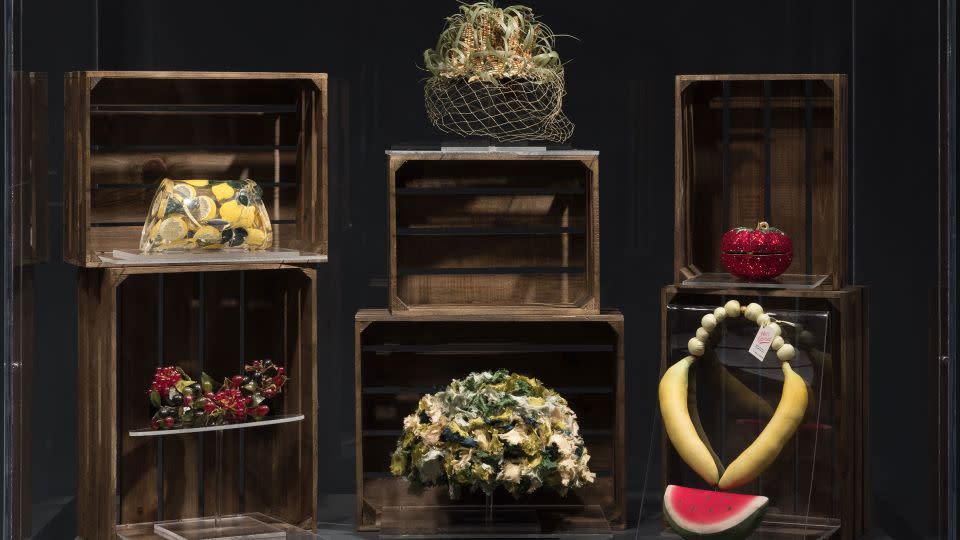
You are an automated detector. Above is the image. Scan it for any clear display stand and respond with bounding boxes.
[116,416,309,540]
[153,515,286,540]
[633,513,839,540]
[681,272,829,290]
[99,247,326,266]
[647,304,838,539]
[379,497,612,539]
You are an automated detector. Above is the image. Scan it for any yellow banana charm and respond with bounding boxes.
[718,361,808,490]
[660,300,809,490]
[659,356,721,486]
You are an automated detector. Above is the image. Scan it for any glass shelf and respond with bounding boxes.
[129,414,304,437]
[379,504,612,539]
[682,272,829,290]
[644,513,840,540]
[98,248,327,266]
[116,513,315,540]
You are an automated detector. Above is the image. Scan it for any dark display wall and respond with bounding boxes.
[10,0,947,538]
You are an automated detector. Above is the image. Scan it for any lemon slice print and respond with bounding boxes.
[158,216,189,242]
[219,200,242,223]
[211,182,235,201]
[194,225,222,246]
[245,228,267,247]
[147,221,161,242]
[193,195,217,222]
[159,237,197,250]
[172,183,197,200]
[236,206,257,228]
[183,179,209,187]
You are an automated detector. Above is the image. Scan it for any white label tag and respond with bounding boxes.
[749,326,776,361]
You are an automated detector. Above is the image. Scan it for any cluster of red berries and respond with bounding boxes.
[211,388,251,422]
[149,366,182,396]
[147,360,287,430]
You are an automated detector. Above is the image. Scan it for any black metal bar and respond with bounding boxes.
[804,81,815,274]
[362,470,615,479]
[91,104,298,115]
[396,226,585,237]
[362,428,614,437]
[722,81,732,231]
[115,283,123,522]
[362,385,613,395]
[763,81,773,220]
[91,144,298,153]
[395,187,585,196]
[197,274,205,516]
[90,218,297,227]
[238,271,246,512]
[156,274,165,520]
[397,266,586,276]
[92,181,299,190]
[361,343,614,354]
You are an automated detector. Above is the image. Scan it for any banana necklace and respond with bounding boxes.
[659,299,808,490]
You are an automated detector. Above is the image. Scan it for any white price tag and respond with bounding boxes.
[749,326,776,361]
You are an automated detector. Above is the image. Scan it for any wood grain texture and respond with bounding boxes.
[64,71,328,267]
[354,310,625,531]
[387,154,599,313]
[674,74,848,288]
[78,268,124,539]
[659,285,867,540]
[77,266,318,537]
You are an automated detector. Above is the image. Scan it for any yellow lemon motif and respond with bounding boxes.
[245,228,266,247]
[147,222,161,242]
[172,183,196,200]
[194,225,221,245]
[161,238,197,250]
[158,216,189,242]
[219,200,242,223]
[211,182,235,201]
[236,206,257,228]
[183,179,209,187]
[193,195,217,222]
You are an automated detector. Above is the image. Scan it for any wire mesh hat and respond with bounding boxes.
[423,2,574,143]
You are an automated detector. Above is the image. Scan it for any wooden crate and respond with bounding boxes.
[64,71,328,267]
[675,74,848,288]
[660,286,867,540]
[354,309,625,530]
[77,264,318,539]
[387,150,600,314]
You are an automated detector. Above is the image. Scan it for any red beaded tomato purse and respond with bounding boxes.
[720,221,793,280]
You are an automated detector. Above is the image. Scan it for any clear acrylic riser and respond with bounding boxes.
[379,503,612,539]
[651,304,838,537]
[633,512,840,540]
[100,247,326,266]
[115,513,315,539]
[681,272,828,290]
[119,417,309,539]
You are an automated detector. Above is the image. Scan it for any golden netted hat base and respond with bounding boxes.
[424,75,574,143]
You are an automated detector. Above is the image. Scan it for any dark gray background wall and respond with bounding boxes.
[9,1,948,538]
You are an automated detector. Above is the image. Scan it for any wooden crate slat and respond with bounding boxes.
[388,152,600,314]
[354,310,625,531]
[674,74,847,288]
[64,71,328,268]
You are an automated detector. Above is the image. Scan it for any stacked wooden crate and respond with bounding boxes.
[66,72,328,539]
[355,150,626,530]
[664,74,867,540]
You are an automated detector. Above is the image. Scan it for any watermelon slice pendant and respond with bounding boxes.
[663,485,769,540]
